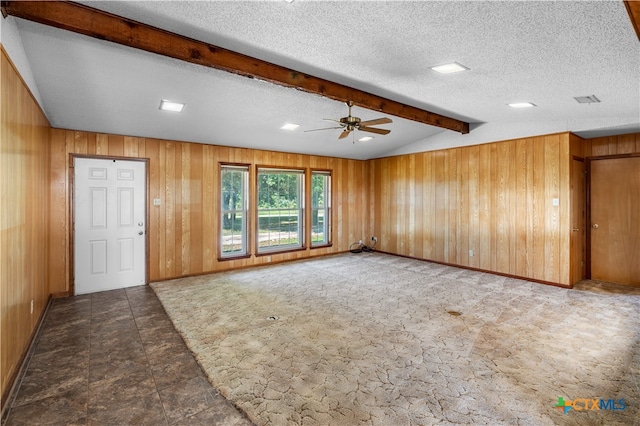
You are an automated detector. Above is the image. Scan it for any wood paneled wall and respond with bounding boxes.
[0,48,51,408]
[585,132,640,157]
[367,133,573,286]
[49,130,368,295]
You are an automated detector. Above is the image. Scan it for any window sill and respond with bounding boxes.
[256,247,306,257]
[311,243,333,249]
[217,254,252,262]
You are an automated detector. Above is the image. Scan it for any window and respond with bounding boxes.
[311,171,331,246]
[220,165,249,258]
[257,168,304,252]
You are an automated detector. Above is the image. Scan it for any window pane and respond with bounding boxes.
[221,166,248,257]
[257,169,304,252]
[312,174,325,208]
[311,171,331,246]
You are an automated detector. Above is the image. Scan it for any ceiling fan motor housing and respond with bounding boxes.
[340,116,360,125]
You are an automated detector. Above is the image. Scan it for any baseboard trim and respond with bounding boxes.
[149,250,353,284]
[375,250,572,289]
[1,295,53,421]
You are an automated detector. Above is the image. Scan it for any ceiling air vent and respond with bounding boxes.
[574,95,601,104]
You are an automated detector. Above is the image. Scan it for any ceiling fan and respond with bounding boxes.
[305,101,392,140]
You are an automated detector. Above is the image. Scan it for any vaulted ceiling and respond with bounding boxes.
[4,1,640,160]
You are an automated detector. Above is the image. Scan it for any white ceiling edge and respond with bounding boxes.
[380,116,640,158]
[0,16,44,108]
[574,122,640,139]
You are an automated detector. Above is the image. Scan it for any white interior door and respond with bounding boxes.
[74,158,146,295]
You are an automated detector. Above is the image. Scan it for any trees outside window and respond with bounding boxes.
[257,168,304,252]
[220,165,248,257]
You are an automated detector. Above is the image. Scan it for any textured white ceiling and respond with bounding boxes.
[12,1,640,160]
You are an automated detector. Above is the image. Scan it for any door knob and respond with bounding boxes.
[138,231,144,235]
[592,224,599,229]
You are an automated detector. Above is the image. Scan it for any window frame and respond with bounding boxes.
[255,166,306,255]
[310,169,332,248]
[218,163,251,260]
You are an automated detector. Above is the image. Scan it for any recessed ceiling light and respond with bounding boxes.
[508,102,537,108]
[280,123,299,131]
[283,0,295,3]
[358,136,374,142]
[574,95,601,104]
[159,100,185,112]
[430,62,470,74]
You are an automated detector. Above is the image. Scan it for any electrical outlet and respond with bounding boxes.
[372,236,377,242]
[469,249,474,257]
[267,256,271,263]
[359,240,363,245]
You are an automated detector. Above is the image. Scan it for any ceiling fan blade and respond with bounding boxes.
[359,117,392,126]
[338,129,351,139]
[304,126,343,133]
[358,126,391,135]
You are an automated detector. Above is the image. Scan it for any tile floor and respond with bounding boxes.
[2,285,252,425]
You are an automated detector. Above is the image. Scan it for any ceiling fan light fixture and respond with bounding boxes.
[280,123,299,131]
[508,102,536,108]
[159,100,185,112]
[430,62,470,74]
[358,136,374,142]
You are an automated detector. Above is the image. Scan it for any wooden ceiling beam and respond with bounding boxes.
[1,1,470,134]
[625,1,640,42]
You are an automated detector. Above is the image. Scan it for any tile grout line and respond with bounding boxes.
[86,293,93,426]
[125,287,171,426]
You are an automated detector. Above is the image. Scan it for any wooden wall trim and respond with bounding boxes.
[585,157,592,279]
[1,1,469,134]
[625,0,640,42]
[377,250,572,289]
[587,152,640,161]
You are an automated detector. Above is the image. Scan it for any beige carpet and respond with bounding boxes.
[151,253,639,425]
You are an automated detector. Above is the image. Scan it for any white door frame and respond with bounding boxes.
[70,154,149,295]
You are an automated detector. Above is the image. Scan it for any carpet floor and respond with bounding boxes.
[151,253,640,425]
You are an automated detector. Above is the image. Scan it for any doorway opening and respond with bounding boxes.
[73,156,148,295]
